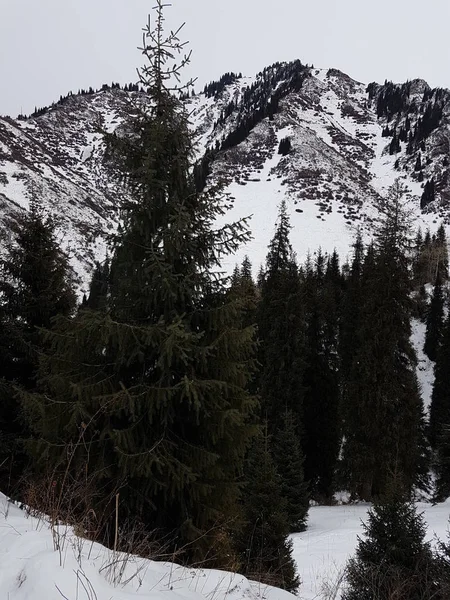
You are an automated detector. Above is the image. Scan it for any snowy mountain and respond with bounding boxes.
[1,63,450,286]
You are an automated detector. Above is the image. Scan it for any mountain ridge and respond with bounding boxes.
[1,62,450,286]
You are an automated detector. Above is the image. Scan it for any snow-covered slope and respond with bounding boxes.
[1,491,449,600]
[0,492,294,600]
[1,64,450,284]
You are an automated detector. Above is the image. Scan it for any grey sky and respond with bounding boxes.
[1,0,450,117]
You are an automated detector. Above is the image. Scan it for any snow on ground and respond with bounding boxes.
[0,492,294,600]
[411,317,435,411]
[292,501,450,599]
[1,490,449,600]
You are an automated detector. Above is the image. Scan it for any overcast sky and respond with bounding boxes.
[1,0,450,117]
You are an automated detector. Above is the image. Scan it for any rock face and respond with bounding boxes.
[1,63,450,283]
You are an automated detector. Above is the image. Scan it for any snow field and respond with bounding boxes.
[291,501,450,599]
[1,490,449,600]
[0,492,294,600]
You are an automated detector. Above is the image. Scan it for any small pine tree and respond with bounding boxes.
[389,131,400,155]
[272,410,308,533]
[414,153,422,171]
[343,498,440,600]
[84,260,110,311]
[421,178,435,209]
[237,432,299,592]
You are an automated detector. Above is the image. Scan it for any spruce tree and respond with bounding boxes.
[423,271,444,361]
[232,256,258,329]
[434,426,450,501]
[21,3,257,564]
[340,233,364,386]
[430,306,450,451]
[342,181,427,499]
[84,260,110,311]
[237,431,299,592]
[343,498,439,600]
[256,201,309,524]
[0,202,76,494]
[302,250,341,499]
[272,410,308,532]
[257,201,306,429]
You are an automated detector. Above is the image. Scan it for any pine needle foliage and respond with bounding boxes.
[256,202,309,519]
[341,181,428,500]
[237,431,300,593]
[343,498,440,600]
[423,271,444,362]
[21,3,257,564]
[0,201,76,494]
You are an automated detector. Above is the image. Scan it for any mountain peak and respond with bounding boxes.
[1,63,449,284]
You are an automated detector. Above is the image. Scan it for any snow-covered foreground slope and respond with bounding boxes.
[1,491,448,600]
[292,502,450,599]
[0,492,294,600]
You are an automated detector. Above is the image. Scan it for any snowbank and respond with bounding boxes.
[1,491,449,600]
[0,492,295,600]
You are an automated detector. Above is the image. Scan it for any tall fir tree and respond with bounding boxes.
[341,181,427,500]
[339,232,365,391]
[423,271,445,362]
[257,201,306,429]
[21,3,257,564]
[0,202,76,495]
[429,304,450,452]
[302,249,341,499]
[256,201,309,523]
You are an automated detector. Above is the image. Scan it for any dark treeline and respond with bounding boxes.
[194,60,310,191]
[17,81,145,120]
[6,183,450,592]
[367,80,448,214]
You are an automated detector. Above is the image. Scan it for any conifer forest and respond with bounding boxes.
[2,2,450,599]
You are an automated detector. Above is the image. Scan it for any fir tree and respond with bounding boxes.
[272,410,308,532]
[257,200,306,429]
[429,306,450,451]
[423,271,445,361]
[342,181,427,499]
[389,131,400,155]
[421,178,435,209]
[0,202,76,494]
[21,3,257,564]
[343,498,440,600]
[414,153,422,171]
[340,232,364,384]
[84,260,110,311]
[256,202,309,521]
[302,250,341,499]
[434,426,450,501]
[237,432,299,592]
